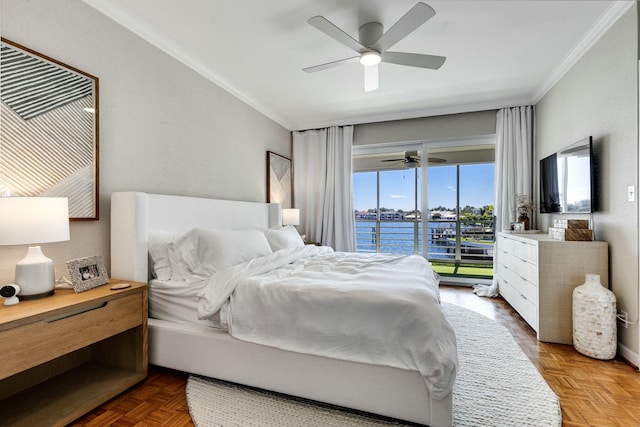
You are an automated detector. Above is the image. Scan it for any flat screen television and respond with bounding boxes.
[539,136,594,213]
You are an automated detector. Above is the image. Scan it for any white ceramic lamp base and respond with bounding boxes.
[15,246,55,300]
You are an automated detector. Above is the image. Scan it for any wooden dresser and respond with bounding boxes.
[0,280,147,426]
[495,232,608,345]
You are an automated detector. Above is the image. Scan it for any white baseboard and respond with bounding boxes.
[617,343,639,369]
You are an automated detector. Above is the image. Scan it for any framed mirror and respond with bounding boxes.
[0,38,99,220]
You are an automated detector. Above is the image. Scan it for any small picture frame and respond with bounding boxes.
[67,255,109,293]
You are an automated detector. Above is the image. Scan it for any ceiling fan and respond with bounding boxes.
[381,151,446,168]
[303,2,446,92]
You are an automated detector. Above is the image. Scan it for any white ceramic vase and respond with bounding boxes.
[572,274,617,360]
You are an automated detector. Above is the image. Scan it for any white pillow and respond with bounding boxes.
[167,229,199,281]
[264,226,305,251]
[195,228,273,273]
[148,231,178,281]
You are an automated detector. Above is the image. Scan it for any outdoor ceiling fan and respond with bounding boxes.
[381,151,446,168]
[303,2,446,92]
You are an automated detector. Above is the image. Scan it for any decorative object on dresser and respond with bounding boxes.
[573,274,617,360]
[0,280,147,426]
[495,232,608,344]
[66,255,109,292]
[548,218,592,241]
[515,194,535,230]
[0,38,100,220]
[266,151,293,206]
[0,197,70,300]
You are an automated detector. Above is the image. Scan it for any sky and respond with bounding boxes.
[353,163,495,212]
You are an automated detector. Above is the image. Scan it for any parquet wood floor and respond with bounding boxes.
[440,285,640,427]
[70,285,640,426]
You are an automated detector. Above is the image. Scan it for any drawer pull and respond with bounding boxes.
[46,302,108,323]
[520,294,527,300]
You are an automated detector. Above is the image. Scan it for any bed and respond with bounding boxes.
[110,191,456,426]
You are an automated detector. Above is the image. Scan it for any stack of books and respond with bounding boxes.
[548,219,592,241]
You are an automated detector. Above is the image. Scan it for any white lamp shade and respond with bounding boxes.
[0,197,69,299]
[0,197,70,245]
[282,208,300,226]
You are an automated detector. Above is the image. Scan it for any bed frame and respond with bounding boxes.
[110,191,453,426]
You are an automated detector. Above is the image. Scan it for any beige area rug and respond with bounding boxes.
[186,303,562,426]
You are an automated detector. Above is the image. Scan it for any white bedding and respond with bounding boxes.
[112,192,454,426]
[148,278,220,328]
[197,245,458,400]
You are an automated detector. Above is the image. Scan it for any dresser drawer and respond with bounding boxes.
[512,239,537,265]
[499,278,538,331]
[509,255,538,284]
[510,272,538,305]
[497,234,514,253]
[0,293,143,380]
[498,262,536,302]
[501,251,537,283]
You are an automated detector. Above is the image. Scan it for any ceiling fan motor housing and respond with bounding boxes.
[359,22,383,48]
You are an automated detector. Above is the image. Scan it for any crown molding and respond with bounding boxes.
[531,0,634,103]
[292,96,529,131]
[84,0,632,132]
[82,0,294,130]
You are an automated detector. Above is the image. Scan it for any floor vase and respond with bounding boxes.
[572,274,616,360]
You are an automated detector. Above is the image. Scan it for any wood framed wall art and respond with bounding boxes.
[266,151,293,207]
[0,38,100,220]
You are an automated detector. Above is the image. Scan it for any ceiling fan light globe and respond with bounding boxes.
[360,51,381,66]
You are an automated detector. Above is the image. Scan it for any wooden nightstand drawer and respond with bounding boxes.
[0,280,147,427]
[0,293,142,381]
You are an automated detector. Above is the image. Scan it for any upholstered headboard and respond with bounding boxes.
[110,192,282,282]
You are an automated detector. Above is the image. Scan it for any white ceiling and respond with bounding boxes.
[83,0,631,131]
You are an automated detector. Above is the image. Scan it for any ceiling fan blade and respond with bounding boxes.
[374,2,436,51]
[428,157,447,164]
[308,16,367,53]
[381,158,405,162]
[382,51,446,69]
[364,63,379,92]
[303,56,360,73]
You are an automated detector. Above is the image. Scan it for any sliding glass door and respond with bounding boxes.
[353,144,495,279]
[354,168,421,255]
[427,164,495,267]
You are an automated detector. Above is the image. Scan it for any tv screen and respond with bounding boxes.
[539,137,594,214]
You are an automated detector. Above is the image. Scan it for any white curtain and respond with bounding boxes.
[292,126,356,252]
[494,106,535,232]
[475,106,535,297]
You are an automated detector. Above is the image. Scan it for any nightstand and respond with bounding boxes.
[0,279,147,426]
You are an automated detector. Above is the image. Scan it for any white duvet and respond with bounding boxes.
[197,245,457,400]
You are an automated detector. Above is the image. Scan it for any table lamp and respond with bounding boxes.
[0,197,70,300]
[282,208,300,226]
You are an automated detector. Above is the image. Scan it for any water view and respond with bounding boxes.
[355,220,494,261]
[353,163,495,278]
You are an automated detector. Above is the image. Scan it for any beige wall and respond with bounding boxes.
[536,6,638,355]
[0,0,291,283]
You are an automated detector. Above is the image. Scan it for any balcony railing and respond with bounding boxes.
[355,218,495,267]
